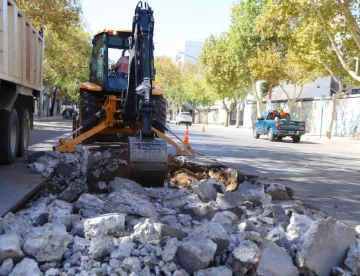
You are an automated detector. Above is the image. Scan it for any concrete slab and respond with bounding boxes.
[0,117,71,217]
[0,157,45,216]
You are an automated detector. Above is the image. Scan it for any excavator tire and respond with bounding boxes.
[80,92,102,142]
[153,95,167,133]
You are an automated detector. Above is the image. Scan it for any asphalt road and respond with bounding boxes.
[169,123,360,226]
[17,117,360,226]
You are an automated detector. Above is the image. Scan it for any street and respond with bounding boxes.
[2,117,359,225]
[169,123,360,226]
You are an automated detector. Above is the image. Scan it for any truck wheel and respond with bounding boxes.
[153,95,167,133]
[0,109,19,164]
[267,128,275,141]
[293,136,301,143]
[253,128,260,139]
[17,109,30,157]
[276,136,283,141]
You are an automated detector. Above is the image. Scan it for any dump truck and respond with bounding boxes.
[0,0,44,164]
[55,1,193,187]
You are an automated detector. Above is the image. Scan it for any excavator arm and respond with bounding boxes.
[123,1,156,137]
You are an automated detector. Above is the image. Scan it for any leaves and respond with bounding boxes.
[15,0,91,101]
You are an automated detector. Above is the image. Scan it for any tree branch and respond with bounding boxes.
[323,63,340,83]
[312,3,360,82]
[335,0,360,50]
[280,84,291,101]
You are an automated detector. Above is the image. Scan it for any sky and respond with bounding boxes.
[82,0,236,58]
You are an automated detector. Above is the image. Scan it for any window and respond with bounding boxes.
[90,34,106,85]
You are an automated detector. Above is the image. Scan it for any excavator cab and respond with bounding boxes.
[89,30,131,94]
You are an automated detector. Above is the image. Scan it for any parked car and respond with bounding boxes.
[62,107,79,120]
[253,111,306,143]
[175,112,192,125]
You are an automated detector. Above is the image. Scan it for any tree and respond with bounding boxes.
[154,56,184,118]
[200,34,239,127]
[16,0,91,104]
[227,0,271,117]
[254,0,359,139]
[180,61,215,124]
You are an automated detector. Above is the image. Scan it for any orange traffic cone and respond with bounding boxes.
[184,125,189,144]
[202,123,205,132]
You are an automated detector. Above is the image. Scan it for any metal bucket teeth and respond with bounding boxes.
[127,136,168,187]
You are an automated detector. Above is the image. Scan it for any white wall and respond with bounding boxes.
[271,76,333,101]
[242,96,360,137]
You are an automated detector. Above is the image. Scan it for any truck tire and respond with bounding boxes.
[267,128,275,141]
[80,92,102,142]
[153,95,167,133]
[17,108,30,157]
[276,136,283,141]
[253,128,260,139]
[0,109,19,164]
[293,136,301,143]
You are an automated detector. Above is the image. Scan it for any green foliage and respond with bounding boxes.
[15,0,91,102]
[154,56,214,111]
[200,33,243,100]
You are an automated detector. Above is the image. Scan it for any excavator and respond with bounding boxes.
[55,1,193,186]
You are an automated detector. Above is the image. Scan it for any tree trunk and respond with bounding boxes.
[205,108,209,125]
[225,111,230,127]
[327,95,338,140]
[235,100,241,128]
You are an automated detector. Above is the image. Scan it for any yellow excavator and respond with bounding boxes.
[55,1,193,186]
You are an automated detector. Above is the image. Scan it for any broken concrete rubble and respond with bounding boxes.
[14,148,359,276]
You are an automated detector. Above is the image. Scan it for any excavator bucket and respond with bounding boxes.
[127,136,168,187]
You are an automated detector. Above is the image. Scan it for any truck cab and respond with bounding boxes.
[253,111,306,143]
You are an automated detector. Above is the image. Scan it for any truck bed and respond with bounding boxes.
[0,0,44,93]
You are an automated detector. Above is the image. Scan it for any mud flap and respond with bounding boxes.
[128,136,168,187]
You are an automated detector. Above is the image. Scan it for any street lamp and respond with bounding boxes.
[176,51,198,63]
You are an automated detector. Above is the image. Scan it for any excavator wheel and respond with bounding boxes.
[80,92,102,143]
[153,95,167,133]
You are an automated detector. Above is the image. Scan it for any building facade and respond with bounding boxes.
[175,40,205,65]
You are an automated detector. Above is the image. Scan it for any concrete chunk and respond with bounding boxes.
[225,240,261,275]
[23,223,71,262]
[257,241,299,276]
[0,234,24,264]
[177,239,217,274]
[84,213,126,239]
[296,218,356,276]
[9,258,42,276]
[194,266,232,276]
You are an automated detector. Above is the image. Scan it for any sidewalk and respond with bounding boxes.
[34,114,63,121]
